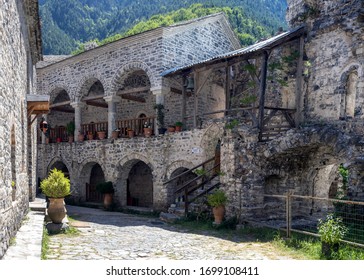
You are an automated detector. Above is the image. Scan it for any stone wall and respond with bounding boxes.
[220,123,364,222]
[37,124,224,210]
[287,0,364,121]
[37,13,239,132]
[0,0,38,258]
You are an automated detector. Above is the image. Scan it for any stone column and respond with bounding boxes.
[104,95,121,138]
[41,114,47,144]
[70,102,84,141]
[151,86,167,135]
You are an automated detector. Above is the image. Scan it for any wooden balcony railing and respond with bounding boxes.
[47,117,156,143]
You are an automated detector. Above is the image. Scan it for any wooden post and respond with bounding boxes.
[258,51,269,141]
[225,66,230,116]
[182,75,187,126]
[184,187,189,217]
[295,35,305,126]
[193,72,198,129]
[286,191,292,238]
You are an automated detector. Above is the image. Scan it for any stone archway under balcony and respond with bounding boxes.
[78,161,106,204]
[116,154,157,209]
[47,88,74,143]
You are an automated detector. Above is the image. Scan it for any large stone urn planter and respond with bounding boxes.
[47,198,67,224]
[212,205,225,225]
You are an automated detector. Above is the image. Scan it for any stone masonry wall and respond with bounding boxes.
[287,0,364,121]
[0,0,35,258]
[37,13,239,131]
[37,124,224,210]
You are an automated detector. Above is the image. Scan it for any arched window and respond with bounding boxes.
[345,71,358,118]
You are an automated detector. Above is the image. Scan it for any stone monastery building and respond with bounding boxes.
[1,0,363,258]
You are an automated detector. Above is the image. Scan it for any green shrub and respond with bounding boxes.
[96,181,114,194]
[40,169,71,198]
[207,189,228,207]
[318,213,348,244]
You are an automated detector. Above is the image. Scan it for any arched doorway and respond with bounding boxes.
[127,161,153,207]
[49,161,70,178]
[168,167,198,204]
[85,163,105,203]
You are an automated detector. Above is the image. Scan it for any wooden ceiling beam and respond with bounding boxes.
[85,100,108,108]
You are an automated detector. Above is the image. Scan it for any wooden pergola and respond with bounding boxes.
[162,25,306,141]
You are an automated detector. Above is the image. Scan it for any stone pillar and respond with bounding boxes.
[70,102,84,141]
[151,86,167,135]
[41,114,47,144]
[104,95,121,138]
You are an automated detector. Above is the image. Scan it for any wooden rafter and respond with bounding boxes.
[86,100,108,108]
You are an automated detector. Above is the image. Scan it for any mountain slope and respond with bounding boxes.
[39,0,288,55]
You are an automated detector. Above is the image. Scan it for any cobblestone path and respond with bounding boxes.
[45,205,299,260]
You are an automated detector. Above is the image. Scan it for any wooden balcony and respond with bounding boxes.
[46,116,156,143]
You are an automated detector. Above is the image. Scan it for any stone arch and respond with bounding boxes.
[111,61,157,95]
[75,76,107,102]
[47,157,71,178]
[165,160,197,205]
[338,64,362,118]
[117,154,156,208]
[49,87,71,104]
[199,123,224,159]
[77,159,106,203]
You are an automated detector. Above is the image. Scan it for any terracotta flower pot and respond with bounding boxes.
[212,205,225,225]
[87,133,94,140]
[68,136,74,143]
[97,131,106,140]
[175,126,182,132]
[144,127,153,137]
[128,130,134,138]
[47,198,67,224]
[78,134,84,142]
[167,126,175,133]
[103,193,113,210]
[112,130,119,139]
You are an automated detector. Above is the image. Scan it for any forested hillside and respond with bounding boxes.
[39,0,288,55]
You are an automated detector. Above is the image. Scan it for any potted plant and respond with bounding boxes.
[317,213,348,259]
[40,168,71,224]
[112,129,120,139]
[143,121,153,137]
[78,131,85,142]
[87,131,94,140]
[154,104,166,134]
[97,130,106,140]
[66,121,75,143]
[127,128,134,138]
[167,125,175,133]
[175,121,183,132]
[207,189,228,225]
[96,181,115,210]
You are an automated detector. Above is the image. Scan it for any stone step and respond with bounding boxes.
[29,197,47,213]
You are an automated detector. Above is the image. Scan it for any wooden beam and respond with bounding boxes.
[258,51,269,141]
[181,76,187,124]
[85,100,108,108]
[295,35,305,126]
[117,86,150,95]
[225,66,230,116]
[121,94,146,103]
[82,94,105,101]
[50,100,71,108]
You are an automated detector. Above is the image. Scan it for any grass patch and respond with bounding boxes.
[41,226,50,260]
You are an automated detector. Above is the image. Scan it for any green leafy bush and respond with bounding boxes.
[318,213,348,244]
[40,169,71,198]
[96,181,114,194]
[207,189,228,207]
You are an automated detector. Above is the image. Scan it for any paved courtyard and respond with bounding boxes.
[44,205,298,260]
